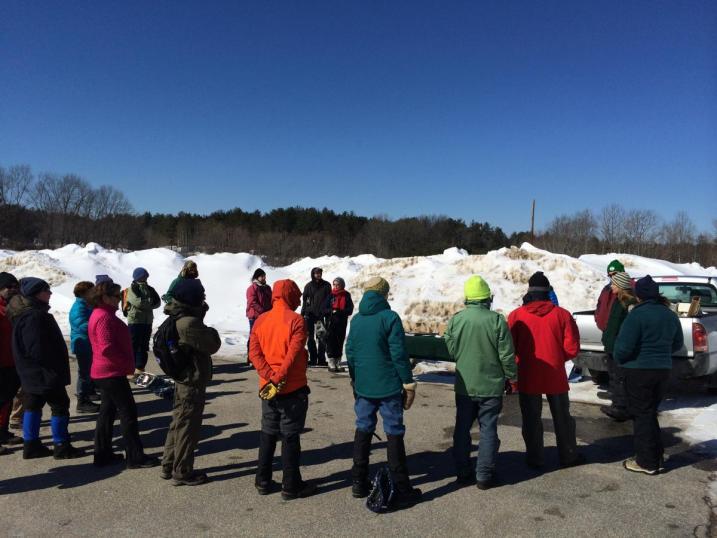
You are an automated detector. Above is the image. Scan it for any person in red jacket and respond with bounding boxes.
[249,279,316,500]
[245,268,272,363]
[88,280,157,469]
[508,271,584,469]
[0,272,23,453]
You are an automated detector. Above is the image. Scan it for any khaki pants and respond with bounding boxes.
[161,381,206,478]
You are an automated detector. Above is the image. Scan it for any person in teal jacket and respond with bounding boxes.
[345,276,421,508]
[444,275,516,489]
[69,281,99,413]
[613,275,683,475]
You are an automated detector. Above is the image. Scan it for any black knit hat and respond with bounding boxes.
[635,275,659,301]
[19,277,51,297]
[528,271,550,292]
[252,268,266,281]
[173,278,206,307]
[0,272,19,290]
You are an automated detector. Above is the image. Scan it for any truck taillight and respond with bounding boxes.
[692,323,708,353]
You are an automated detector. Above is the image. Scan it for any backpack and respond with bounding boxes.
[121,288,130,317]
[365,465,395,513]
[152,316,191,379]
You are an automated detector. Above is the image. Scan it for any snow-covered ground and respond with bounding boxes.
[1,242,715,455]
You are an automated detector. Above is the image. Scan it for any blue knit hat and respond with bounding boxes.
[132,267,149,281]
[19,277,50,297]
[173,278,206,307]
[635,275,659,301]
[95,274,113,285]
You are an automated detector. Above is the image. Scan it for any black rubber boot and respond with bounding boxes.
[387,434,421,508]
[53,441,83,459]
[255,432,279,495]
[280,434,316,500]
[23,439,52,459]
[351,429,373,498]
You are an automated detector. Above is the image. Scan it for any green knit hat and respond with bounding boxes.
[364,276,390,297]
[607,259,625,273]
[464,275,491,301]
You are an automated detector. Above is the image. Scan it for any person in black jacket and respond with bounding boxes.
[300,267,331,367]
[325,277,353,372]
[8,277,82,460]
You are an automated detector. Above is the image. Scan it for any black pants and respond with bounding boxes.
[325,316,347,359]
[0,367,21,408]
[623,368,670,471]
[305,314,326,365]
[93,376,145,464]
[24,387,71,416]
[606,354,627,410]
[519,392,578,466]
[129,323,152,370]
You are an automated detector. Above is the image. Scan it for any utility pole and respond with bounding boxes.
[530,199,536,242]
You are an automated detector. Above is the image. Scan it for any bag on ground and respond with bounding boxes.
[366,465,395,513]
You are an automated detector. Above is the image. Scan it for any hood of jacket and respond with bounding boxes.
[358,291,390,316]
[273,279,301,311]
[6,294,48,322]
[164,299,206,319]
[522,300,555,317]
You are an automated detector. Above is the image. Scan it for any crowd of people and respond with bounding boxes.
[0,257,683,506]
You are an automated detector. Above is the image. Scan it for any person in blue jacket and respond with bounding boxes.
[69,281,100,414]
[613,275,683,475]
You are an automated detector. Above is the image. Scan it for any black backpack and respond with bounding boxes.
[366,465,395,513]
[152,316,191,379]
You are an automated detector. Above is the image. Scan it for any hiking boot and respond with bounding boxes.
[281,480,317,500]
[160,465,173,480]
[173,471,209,486]
[0,430,23,446]
[600,405,631,422]
[255,479,280,495]
[53,442,83,459]
[623,457,659,475]
[476,477,496,490]
[76,400,100,414]
[560,453,587,469]
[393,486,422,508]
[93,452,124,467]
[23,440,52,459]
[127,455,160,469]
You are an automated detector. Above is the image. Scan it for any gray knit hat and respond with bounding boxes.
[611,272,632,290]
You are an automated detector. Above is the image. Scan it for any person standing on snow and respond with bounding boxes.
[325,277,353,372]
[249,279,316,500]
[508,271,584,469]
[125,267,161,375]
[614,276,682,476]
[69,281,100,414]
[0,272,23,454]
[345,276,421,508]
[444,275,516,489]
[9,277,82,460]
[162,260,199,304]
[301,267,331,367]
[246,268,272,361]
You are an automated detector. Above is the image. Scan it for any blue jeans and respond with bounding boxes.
[453,394,503,482]
[354,394,405,436]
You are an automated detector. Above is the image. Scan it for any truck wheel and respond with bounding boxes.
[589,369,609,385]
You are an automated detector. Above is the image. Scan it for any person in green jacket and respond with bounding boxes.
[444,275,516,489]
[125,268,161,373]
[614,275,683,476]
[600,271,637,422]
[345,276,421,508]
[162,260,199,304]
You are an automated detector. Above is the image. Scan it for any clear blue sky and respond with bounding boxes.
[2,1,715,234]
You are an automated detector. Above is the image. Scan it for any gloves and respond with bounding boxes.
[259,379,286,400]
[402,388,416,410]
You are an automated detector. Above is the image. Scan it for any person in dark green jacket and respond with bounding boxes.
[613,275,683,476]
[599,271,637,422]
[444,275,516,489]
[162,260,199,304]
[345,276,421,508]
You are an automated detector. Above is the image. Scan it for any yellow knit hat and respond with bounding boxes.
[364,276,390,297]
[464,275,491,301]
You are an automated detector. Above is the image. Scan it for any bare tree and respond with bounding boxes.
[0,164,34,206]
[599,204,626,252]
[623,209,659,256]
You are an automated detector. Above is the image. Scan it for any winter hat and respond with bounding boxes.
[252,268,266,281]
[0,272,19,290]
[95,274,113,285]
[607,259,625,274]
[464,275,491,301]
[635,275,660,301]
[364,276,389,297]
[132,267,149,281]
[527,271,551,292]
[19,277,50,297]
[173,278,206,307]
[333,277,346,289]
[311,267,323,278]
[610,272,632,290]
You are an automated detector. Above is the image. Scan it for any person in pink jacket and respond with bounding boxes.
[88,280,158,469]
[246,268,272,363]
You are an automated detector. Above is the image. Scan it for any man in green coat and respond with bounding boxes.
[444,275,516,489]
[345,276,421,508]
[125,267,161,373]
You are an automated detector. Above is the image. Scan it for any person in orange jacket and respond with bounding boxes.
[249,279,316,500]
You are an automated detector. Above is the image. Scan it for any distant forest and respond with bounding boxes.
[2,164,716,267]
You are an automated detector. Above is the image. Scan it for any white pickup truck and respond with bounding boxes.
[572,276,717,390]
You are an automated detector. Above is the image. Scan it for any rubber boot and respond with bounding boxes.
[255,432,278,495]
[280,434,316,500]
[50,415,82,459]
[351,429,373,498]
[387,434,422,508]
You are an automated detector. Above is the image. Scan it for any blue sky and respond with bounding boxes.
[1,1,715,234]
